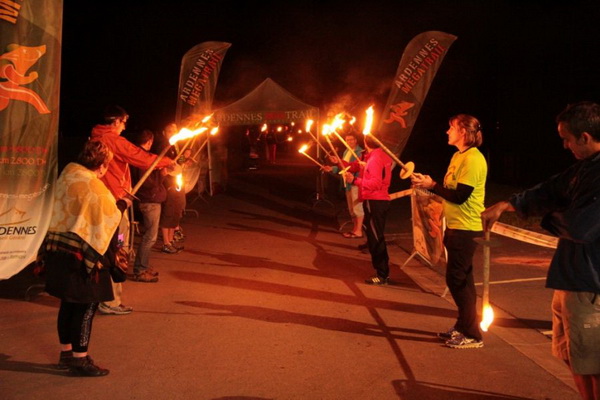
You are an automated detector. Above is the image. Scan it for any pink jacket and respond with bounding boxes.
[90,124,173,199]
[354,148,392,201]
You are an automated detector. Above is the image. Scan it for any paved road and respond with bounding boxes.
[0,153,579,399]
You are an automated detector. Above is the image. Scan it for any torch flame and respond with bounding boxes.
[175,173,183,192]
[363,106,374,135]
[210,127,219,135]
[298,144,308,153]
[287,136,293,142]
[480,304,495,332]
[305,119,314,132]
[261,124,268,132]
[331,113,346,132]
[169,127,207,145]
[349,116,357,125]
[277,126,283,132]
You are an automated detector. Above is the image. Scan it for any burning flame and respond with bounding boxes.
[169,127,207,145]
[349,116,357,125]
[363,106,374,135]
[277,126,283,132]
[298,144,308,153]
[175,173,183,192]
[261,124,268,132]
[210,127,219,135]
[305,119,314,132]
[480,304,495,332]
[331,113,346,132]
[286,136,293,142]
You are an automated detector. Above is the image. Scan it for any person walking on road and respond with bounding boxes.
[412,114,487,349]
[481,101,600,400]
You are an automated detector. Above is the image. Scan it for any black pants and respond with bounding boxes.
[364,199,390,279]
[444,228,482,340]
[57,301,98,353]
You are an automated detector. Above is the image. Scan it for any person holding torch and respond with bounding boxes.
[90,105,175,315]
[482,102,600,400]
[411,114,487,349]
[344,134,393,285]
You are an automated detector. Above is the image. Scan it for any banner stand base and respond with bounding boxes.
[401,249,449,298]
[401,250,433,269]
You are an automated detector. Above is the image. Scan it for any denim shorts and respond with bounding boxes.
[551,290,600,375]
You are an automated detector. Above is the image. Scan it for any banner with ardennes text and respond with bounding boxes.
[175,41,230,194]
[377,31,457,157]
[0,0,62,279]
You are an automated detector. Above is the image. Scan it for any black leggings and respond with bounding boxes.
[57,301,98,353]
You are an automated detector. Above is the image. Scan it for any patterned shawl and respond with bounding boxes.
[48,162,121,255]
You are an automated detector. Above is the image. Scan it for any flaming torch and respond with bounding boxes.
[362,106,415,179]
[305,119,331,157]
[329,113,361,161]
[175,172,184,192]
[477,230,495,332]
[191,126,219,161]
[298,144,325,169]
[130,124,207,196]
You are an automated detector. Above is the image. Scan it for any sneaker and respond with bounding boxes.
[57,350,72,370]
[98,303,133,315]
[365,276,388,285]
[69,355,109,377]
[437,328,461,341]
[445,334,483,349]
[131,271,158,283]
[161,244,180,254]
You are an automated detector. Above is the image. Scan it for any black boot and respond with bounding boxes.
[69,355,109,377]
[57,350,72,370]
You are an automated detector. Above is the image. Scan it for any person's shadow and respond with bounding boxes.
[0,353,70,376]
[393,379,535,399]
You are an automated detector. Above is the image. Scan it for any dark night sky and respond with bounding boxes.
[59,0,600,185]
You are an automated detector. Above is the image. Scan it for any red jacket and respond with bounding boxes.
[90,124,173,199]
[353,148,392,201]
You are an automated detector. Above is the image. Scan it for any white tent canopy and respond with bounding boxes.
[214,78,319,126]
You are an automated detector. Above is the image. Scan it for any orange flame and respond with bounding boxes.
[363,106,374,135]
[298,144,308,153]
[175,173,183,192]
[261,124,268,132]
[480,304,495,332]
[305,119,314,132]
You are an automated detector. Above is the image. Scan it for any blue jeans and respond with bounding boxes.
[134,203,161,274]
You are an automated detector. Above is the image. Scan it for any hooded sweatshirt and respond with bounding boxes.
[90,124,172,200]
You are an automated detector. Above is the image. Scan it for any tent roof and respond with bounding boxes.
[214,78,318,125]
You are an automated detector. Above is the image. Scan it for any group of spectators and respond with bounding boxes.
[40,105,187,376]
[37,100,600,399]
[324,102,600,399]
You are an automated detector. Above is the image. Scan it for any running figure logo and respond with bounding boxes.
[0,44,50,114]
[384,101,414,128]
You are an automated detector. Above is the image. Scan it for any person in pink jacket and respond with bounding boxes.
[345,135,393,285]
[89,105,174,315]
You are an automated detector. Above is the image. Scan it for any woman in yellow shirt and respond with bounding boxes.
[412,114,487,349]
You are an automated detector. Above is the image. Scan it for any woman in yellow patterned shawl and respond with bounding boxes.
[43,140,127,377]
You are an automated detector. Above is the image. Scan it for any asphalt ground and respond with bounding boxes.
[0,152,580,400]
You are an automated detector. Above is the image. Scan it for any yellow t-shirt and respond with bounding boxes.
[442,147,487,231]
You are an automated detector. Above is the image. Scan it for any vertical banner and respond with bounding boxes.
[0,0,62,279]
[377,31,457,156]
[411,188,445,266]
[175,41,230,195]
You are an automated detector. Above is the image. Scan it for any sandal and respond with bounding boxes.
[342,232,363,239]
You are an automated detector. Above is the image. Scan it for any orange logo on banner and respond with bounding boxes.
[0,207,31,226]
[384,101,414,128]
[0,44,50,114]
